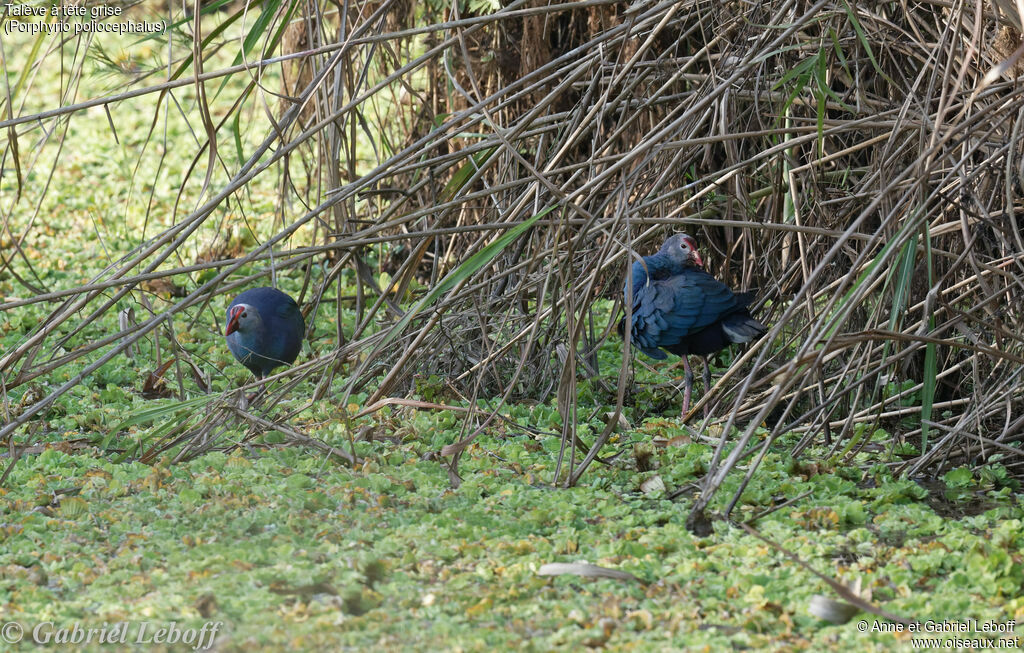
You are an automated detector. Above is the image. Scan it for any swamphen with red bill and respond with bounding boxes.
[225,287,305,385]
[621,234,767,417]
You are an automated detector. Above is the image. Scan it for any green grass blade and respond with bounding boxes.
[824,214,921,340]
[215,0,299,99]
[114,415,186,463]
[840,0,894,85]
[142,0,242,40]
[772,55,816,92]
[442,147,497,201]
[887,233,918,331]
[377,206,554,350]
[109,394,216,437]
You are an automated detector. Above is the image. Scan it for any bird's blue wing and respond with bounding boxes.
[627,267,740,354]
[267,295,305,363]
[623,259,667,358]
[274,297,302,322]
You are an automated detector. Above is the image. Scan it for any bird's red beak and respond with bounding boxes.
[684,237,704,267]
[225,307,242,336]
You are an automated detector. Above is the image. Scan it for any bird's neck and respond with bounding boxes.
[645,253,690,279]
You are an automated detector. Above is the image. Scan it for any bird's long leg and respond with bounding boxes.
[681,355,694,417]
[701,357,712,418]
[246,374,266,404]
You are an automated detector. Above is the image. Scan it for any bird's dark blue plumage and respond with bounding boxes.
[225,287,305,380]
[621,234,767,416]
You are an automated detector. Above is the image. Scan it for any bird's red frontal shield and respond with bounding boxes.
[225,306,244,336]
[684,236,704,267]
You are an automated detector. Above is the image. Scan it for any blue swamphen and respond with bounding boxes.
[621,234,767,416]
[225,287,305,385]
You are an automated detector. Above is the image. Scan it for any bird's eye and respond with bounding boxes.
[241,312,247,318]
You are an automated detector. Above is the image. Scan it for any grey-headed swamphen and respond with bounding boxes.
[621,233,767,417]
[225,287,305,386]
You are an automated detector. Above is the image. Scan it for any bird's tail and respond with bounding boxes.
[721,310,768,343]
[735,290,759,307]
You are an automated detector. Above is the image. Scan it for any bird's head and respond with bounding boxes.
[661,233,704,267]
[225,303,258,336]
